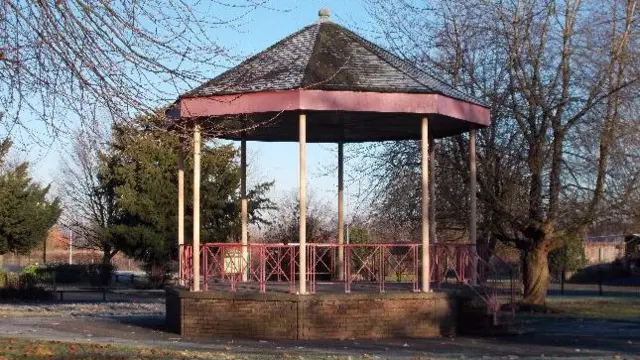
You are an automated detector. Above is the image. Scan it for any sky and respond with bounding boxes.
[13,0,377,213]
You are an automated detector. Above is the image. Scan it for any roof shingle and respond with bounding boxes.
[182,19,487,108]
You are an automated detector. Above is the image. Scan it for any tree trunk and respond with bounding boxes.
[100,249,116,286]
[522,243,549,305]
[102,251,113,267]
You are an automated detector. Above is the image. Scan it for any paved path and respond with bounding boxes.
[0,312,638,359]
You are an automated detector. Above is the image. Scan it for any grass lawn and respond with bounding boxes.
[545,296,640,319]
[0,337,372,360]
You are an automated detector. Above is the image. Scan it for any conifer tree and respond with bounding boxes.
[0,139,61,256]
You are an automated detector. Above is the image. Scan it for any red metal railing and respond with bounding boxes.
[303,243,420,293]
[198,243,298,293]
[343,243,419,293]
[428,244,516,324]
[181,244,192,287]
[180,243,515,307]
[180,242,516,325]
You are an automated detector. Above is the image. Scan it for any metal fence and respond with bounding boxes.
[180,243,516,306]
[1,251,142,272]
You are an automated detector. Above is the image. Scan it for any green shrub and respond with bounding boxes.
[88,263,115,287]
[0,271,55,301]
[39,263,115,286]
[0,286,55,300]
[549,234,586,275]
[142,262,172,288]
[21,264,38,275]
[47,264,86,284]
[569,260,631,284]
[16,265,55,286]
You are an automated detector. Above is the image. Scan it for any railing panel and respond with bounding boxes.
[181,243,299,293]
[179,242,516,319]
[180,242,516,325]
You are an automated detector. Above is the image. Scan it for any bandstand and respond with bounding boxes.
[166,9,506,340]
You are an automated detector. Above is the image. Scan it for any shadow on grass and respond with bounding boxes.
[107,314,167,333]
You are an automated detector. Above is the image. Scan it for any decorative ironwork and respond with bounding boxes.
[179,242,516,323]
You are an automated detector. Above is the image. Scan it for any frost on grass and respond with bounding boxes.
[0,301,164,317]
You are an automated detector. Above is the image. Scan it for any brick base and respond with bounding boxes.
[166,287,458,340]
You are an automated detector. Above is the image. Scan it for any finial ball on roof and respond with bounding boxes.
[318,8,330,18]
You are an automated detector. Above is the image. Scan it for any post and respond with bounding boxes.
[178,142,185,286]
[337,142,344,281]
[469,129,478,284]
[298,113,307,295]
[192,122,201,292]
[429,137,436,244]
[241,133,249,281]
[598,247,603,296]
[421,117,430,292]
[69,230,73,265]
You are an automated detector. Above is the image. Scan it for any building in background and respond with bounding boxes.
[583,234,626,264]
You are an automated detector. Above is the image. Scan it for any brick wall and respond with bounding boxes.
[584,242,625,264]
[166,288,457,340]
[166,289,181,334]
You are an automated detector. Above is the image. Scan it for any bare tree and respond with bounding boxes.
[59,118,117,266]
[362,0,640,304]
[265,190,335,244]
[0,0,272,144]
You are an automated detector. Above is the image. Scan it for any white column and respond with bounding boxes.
[469,129,477,283]
[192,122,201,292]
[337,142,344,281]
[298,113,307,294]
[178,143,185,286]
[241,133,248,281]
[429,137,436,244]
[421,117,430,293]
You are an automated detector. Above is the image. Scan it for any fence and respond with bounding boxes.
[198,243,297,293]
[548,259,640,298]
[1,251,142,272]
[180,243,516,303]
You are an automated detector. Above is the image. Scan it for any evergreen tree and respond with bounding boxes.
[0,139,61,255]
[100,114,274,270]
[549,234,587,276]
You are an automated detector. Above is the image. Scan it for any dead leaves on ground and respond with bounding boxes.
[0,337,380,359]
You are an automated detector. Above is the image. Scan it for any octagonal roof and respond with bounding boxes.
[174,10,490,142]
